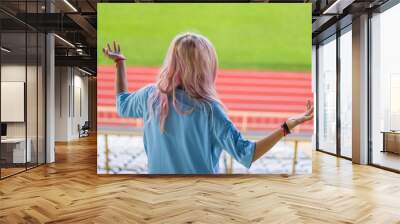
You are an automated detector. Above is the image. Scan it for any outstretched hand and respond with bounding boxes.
[102,41,126,62]
[286,100,314,130]
[252,100,314,162]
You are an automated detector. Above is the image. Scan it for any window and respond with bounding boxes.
[0,1,46,179]
[339,28,352,158]
[317,36,337,154]
[370,3,400,171]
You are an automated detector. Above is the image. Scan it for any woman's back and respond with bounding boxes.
[117,85,255,174]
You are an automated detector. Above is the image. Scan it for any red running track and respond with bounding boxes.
[97,66,314,134]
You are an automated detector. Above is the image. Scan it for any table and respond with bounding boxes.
[381,131,400,154]
[1,138,31,164]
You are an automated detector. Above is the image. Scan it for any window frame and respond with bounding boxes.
[315,23,352,161]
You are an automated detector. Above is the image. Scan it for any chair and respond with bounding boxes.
[79,121,90,138]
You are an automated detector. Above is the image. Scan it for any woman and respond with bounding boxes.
[103,32,313,174]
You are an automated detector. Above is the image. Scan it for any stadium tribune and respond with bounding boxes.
[97,66,313,135]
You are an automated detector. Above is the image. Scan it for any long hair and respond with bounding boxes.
[148,32,221,132]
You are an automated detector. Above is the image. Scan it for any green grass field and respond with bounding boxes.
[98,4,311,71]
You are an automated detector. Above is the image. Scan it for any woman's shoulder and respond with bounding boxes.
[206,100,231,130]
[139,84,156,98]
[206,99,224,110]
[143,83,156,92]
[203,100,226,118]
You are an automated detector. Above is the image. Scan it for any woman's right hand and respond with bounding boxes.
[286,100,314,130]
[102,41,126,62]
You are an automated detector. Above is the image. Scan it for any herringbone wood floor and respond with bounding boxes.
[1,135,400,224]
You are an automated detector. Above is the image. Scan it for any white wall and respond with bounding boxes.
[1,65,26,138]
[55,67,69,141]
[72,73,89,138]
[1,65,41,138]
[54,67,89,141]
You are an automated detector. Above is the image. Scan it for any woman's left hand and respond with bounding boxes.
[286,100,314,130]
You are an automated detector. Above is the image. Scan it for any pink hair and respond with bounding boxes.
[148,32,222,132]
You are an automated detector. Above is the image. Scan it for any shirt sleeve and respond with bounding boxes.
[210,103,256,169]
[116,85,154,118]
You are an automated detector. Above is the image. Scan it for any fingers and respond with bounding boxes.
[297,100,315,124]
[105,41,120,53]
[304,100,313,116]
[306,105,314,116]
[306,100,312,111]
[102,47,109,57]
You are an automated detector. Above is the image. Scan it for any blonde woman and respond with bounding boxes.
[103,32,313,174]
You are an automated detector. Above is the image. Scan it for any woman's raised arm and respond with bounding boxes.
[103,41,128,94]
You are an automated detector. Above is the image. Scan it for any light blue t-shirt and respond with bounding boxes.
[116,85,255,174]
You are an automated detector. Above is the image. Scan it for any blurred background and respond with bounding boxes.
[97,3,313,174]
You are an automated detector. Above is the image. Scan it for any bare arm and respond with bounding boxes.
[115,60,128,93]
[252,127,285,162]
[103,41,128,94]
[252,100,314,162]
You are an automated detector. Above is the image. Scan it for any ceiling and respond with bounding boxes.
[311,0,391,43]
[0,0,395,73]
[0,0,98,74]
